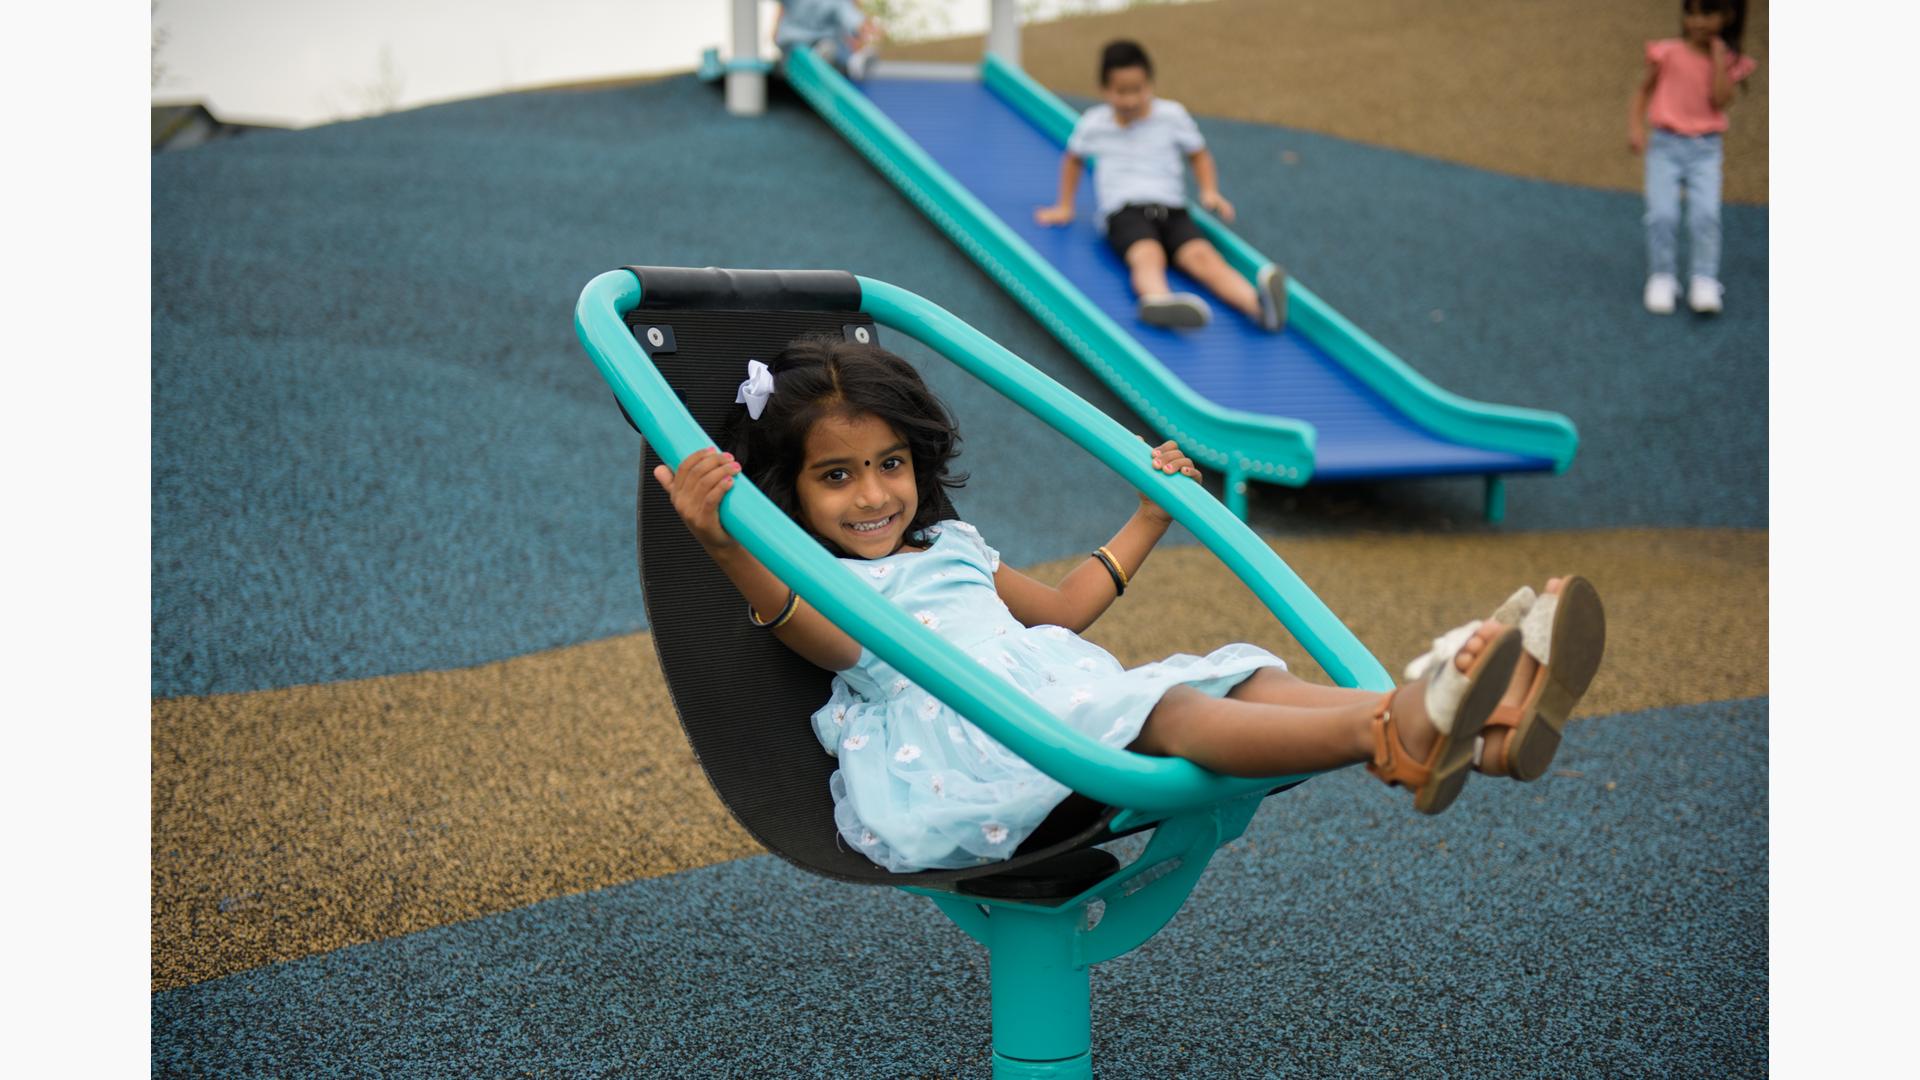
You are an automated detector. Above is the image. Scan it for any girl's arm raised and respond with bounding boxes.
[653,448,864,672]
[993,441,1199,633]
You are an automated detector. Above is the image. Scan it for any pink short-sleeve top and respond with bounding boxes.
[1645,38,1759,136]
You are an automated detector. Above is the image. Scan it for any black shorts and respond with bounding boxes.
[1104,203,1206,260]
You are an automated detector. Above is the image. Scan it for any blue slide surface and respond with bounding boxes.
[856,74,1554,481]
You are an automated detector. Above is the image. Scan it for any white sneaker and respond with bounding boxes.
[1688,275,1723,315]
[1139,292,1210,328]
[1643,273,1678,315]
[1256,264,1288,331]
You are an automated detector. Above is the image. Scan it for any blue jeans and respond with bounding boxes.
[1644,129,1724,282]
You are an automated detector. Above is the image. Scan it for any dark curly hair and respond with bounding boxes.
[725,335,966,556]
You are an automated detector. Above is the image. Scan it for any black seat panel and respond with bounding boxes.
[629,307,1123,885]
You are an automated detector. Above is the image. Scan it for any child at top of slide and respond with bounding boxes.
[774,0,881,80]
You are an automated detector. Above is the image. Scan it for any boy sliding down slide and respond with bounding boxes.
[1035,39,1287,331]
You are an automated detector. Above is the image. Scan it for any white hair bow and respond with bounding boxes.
[735,359,775,420]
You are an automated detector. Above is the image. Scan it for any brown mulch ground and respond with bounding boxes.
[890,0,1768,205]
[153,527,1763,990]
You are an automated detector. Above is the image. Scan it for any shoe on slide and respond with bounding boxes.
[847,46,876,81]
[1139,292,1210,329]
[1256,264,1288,331]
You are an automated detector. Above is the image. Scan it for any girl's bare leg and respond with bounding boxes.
[1131,687,1376,776]
[1130,622,1505,778]
[1226,666,1382,710]
[1222,578,1568,770]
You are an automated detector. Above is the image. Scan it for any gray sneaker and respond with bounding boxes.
[1139,291,1210,328]
[1257,264,1288,331]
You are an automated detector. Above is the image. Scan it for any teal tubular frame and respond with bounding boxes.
[576,268,1392,1078]
[577,268,1391,810]
[790,47,1582,521]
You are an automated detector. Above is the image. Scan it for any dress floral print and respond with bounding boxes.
[811,521,1289,872]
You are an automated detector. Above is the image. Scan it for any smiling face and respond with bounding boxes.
[795,411,919,559]
[1100,64,1153,124]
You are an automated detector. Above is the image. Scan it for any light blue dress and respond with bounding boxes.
[812,520,1287,873]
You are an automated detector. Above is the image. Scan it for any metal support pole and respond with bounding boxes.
[727,0,766,116]
[986,906,1093,1079]
[988,0,1021,68]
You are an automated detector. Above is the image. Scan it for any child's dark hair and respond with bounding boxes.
[1099,39,1153,86]
[727,335,967,554]
[1687,0,1746,54]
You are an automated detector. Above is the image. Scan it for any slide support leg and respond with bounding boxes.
[1483,474,1506,523]
[1225,465,1249,520]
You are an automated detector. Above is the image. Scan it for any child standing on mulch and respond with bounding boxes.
[1035,40,1287,333]
[1629,0,1758,315]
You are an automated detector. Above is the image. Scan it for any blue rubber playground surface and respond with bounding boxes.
[153,698,1766,1077]
[151,70,1769,1076]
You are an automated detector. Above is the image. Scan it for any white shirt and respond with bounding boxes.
[1065,99,1206,221]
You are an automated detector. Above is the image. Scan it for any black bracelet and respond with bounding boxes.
[748,590,799,629]
[1091,549,1126,597]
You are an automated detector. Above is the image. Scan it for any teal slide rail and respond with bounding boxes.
[575,268,1392,821]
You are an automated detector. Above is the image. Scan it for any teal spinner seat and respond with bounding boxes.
[575,266,1396,1079]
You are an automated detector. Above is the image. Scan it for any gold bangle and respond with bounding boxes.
[748,590,799,629]
[1096,545,1131,588]
[1091,549,1126,597]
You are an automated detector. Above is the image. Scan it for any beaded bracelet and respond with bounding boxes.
[748,589,800,629]
[1091,547,1129,597]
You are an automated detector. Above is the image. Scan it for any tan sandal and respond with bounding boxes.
[1480,576,1606,781]
[1401,584,1532,685]
[1370,624,1522,814]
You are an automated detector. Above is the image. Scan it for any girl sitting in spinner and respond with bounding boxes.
[654,337,1605,872]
